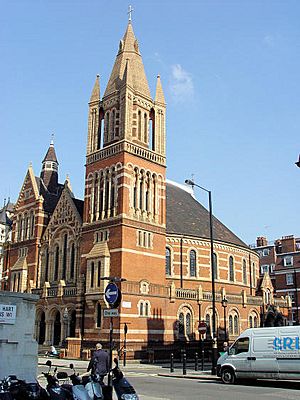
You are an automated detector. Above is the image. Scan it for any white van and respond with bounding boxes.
[217,326,300,384]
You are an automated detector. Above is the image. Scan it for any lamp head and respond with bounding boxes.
[185,179,194,186]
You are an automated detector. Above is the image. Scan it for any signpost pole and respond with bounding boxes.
[108,316,113,387]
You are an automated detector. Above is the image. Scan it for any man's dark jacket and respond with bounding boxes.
[88,349,109,376]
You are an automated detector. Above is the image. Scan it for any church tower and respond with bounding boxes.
[82,19,167,343]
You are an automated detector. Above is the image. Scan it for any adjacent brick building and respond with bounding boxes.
[3,20,289,358]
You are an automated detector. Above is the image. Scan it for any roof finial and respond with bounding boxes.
[50,133,55,146]
[128,5,133,22]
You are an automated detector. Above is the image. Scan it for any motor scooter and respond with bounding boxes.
[81,374,103,400]
[111,358,138,400]
[0,376,14,400]
[5,374,48,400]
[42,361,72,400]
[64,364,90,400]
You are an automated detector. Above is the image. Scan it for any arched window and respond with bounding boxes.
[234,315,239,335]
[189,250,196,277]
[166,248,171,276]
[90,262,94,288]
[30,211,35,237]
[96,303,101,328]
[178,312,184,335]
[186,312,191,335]
[139,302,144,316]
[145,302,149,317]
[229,256,234,282]
[97,261,101,287]
[249,315,253,328]
[105,112,110,142]
[138,110,142,140]
[62,233,67,280]
[144,113,148,142]
[243,259,247,285]
[54,245,59,281]
[139,176,143,210]
[213,253,218,280]
[229,315,233,335]
[112,110,115,140]
[70,243,75,279]
[45,248,49,282]
[252,262,256,288]
[254,316,258,328]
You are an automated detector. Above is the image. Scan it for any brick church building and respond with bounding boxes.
[3,20,289,359]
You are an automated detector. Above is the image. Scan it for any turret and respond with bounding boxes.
[40,140,59,193]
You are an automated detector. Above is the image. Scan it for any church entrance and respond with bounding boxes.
[38,312,46,344]
[53,311,61,346]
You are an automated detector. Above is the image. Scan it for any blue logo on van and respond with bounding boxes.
[273,337,300,351]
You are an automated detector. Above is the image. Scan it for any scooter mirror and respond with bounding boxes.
[46,360,52,367]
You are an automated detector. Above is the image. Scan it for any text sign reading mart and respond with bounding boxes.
[0,304,17,324]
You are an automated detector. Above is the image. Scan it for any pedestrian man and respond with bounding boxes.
[87,343,109,383]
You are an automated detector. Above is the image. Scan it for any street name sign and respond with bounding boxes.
[103,309,119,317]
[0,304,17,324]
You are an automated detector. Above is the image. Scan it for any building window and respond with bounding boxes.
[138,300,150,317]
[262,248,270,256]
[189,250,197,277]
[284,256,293,267]
[62,234,67,280]
[54,245,59,281]
[288,292,295,306]
[166,247,171,276]
[261,265,269,274]
[90,262,94,288]
[45,248,49,282]
[252,262,256,287]
[137,230,153,248]
[286,273,294,285]
[243,259,247,284]
[213,253,218,280]
[97,261,101,287]
[70,243,75,279]
[178,308,193,338]
[229,256,234,282]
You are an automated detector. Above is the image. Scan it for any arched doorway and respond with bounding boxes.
[70,310,76,337]
[53,311,61,345]
[38,312,46,345]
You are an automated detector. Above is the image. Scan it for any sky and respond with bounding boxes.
[1,0,300,246]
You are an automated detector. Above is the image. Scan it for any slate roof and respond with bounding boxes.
[73,198,84,218]
[166,181,248,248]
[35,177,64,213]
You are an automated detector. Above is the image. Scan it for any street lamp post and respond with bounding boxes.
[221,297,228,343]
[185,179,217,375]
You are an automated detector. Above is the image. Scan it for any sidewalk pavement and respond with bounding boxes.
[38,357,220,381]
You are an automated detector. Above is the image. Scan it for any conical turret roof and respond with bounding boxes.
[104,22,151,98]
[42,140,58,164]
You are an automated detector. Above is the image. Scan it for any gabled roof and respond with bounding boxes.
[104,22,151,98]
[166,181,248,248]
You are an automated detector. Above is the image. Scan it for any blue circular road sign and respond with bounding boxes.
[104,283,119,305]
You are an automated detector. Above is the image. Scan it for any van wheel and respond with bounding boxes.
[221,368,235,384]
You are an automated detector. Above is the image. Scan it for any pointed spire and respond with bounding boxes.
[104,22,151,98]
[155,75,166,105]
[40,139,59,193]
[90,74,100,103]
[122,58,133,88]
[42,137,58,164]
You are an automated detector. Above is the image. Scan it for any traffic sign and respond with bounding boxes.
[105,283,119,304]
[103,309,119,317]
[198,321,207,335]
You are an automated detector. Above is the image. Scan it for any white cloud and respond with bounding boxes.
[169,64,194,101]
[263,35,275,47]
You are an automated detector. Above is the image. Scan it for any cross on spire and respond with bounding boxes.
[128,5,133,22]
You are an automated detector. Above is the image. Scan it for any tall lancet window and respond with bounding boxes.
[62,233,67,280]
[138,110,142,140]
[144,113,148,143]
[112,110,115,141]
[54,245,59,281]
[149,108,155,150]
[70,243,75,280]
[105,112,110,143]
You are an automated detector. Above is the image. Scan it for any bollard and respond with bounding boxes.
[195,352,198,371]
[183,352,187,375]
[170,353,174,373]
[200,339,204,371]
